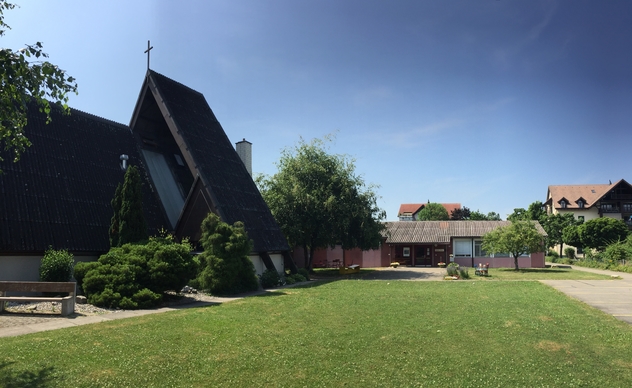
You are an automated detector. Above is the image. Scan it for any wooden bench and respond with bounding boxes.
[0,281,76,316]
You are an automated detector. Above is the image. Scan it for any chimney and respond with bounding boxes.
[236,138,252,176]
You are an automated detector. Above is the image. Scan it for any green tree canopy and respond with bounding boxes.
[1,1,78,171]
[541,212,578,256]
[256,136,386,271]
[416,203,449,221]
[482,221,544,270]
[580,217,629,251]
[470,210,502,221]
[562,224,583,251]
[450,206,471,220]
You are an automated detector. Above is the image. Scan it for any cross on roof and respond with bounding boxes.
[144,40,153,70]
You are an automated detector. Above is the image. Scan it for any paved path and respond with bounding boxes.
[541,263,632,325]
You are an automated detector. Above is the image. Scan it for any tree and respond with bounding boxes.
[526,201,546,221]
[256,136,386,271]
[507,208,528,221]
[0,1,78,171]
[579,217,629,252]
[482,221,544,271]
[562,224,583,252]
[196,212,259,295]
[110,165,148,246]
[416,203,449,221]
[450,206,471,220]
[470,210,502,221]
[541,212,577,257]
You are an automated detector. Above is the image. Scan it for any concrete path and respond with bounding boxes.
[541,263,632,325]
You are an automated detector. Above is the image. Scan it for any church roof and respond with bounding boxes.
[0,102,168,254]
[132,70,289,253]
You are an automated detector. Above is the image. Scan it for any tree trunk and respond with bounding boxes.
[559,242,564,258]
[513,254,520,271]
[303,245,311,272]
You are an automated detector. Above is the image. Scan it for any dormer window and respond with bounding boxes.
[577,200,584,208]
[560,200,567,208]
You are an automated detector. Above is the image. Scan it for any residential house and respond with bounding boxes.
[0,70,291,281]
[544,179,632,226]
[397,203,461,221]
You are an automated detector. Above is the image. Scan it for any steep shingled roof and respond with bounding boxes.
[384,221,547,244]
[143,71,289,253]
[0,103,168,254]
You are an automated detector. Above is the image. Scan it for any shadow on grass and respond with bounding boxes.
[495,268,572,274]
[0,361,56,388]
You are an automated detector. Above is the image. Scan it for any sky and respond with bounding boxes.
[2,0,631,220]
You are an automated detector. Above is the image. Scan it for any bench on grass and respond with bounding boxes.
[0,281,76,316]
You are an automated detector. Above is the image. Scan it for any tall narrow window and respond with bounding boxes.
[560,200,567,208]
[577,200,584,208]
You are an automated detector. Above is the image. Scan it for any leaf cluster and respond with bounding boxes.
[1,1,78,170]
[109,165,148,246]
[417,203,449,221]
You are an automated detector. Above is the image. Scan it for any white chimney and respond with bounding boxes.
[236,138,252,176]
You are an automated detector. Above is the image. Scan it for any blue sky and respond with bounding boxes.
[3,0,631,220]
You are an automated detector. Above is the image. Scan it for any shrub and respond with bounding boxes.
[285,276,296,285]
[81,237,195,309]
[458,267,470,279]
[602,241,632,267]
[196,213,259,295]
[73,261,100,291]
[548,249,559,260]
[564,247,576,260]
[260,269,282,288]
[446,263,459,277]
[298,268,310,281]
[39,248,74,282]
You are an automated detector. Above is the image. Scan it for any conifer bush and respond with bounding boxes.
[196,213,259,295]
[39,248,74,282]
[81,237,195,309]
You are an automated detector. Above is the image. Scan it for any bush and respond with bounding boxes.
[458,267,470,279]
[196,213,259,295]
[564,247,576,260]
[285,276,296,285]
[81,237,195,309]
[39,248,74,282]
[602,241,632,267]
[73,261,100,291]
[298,268,310,281]
[548,249,559,260]
[446,263,459,277]
[260,269,282,288]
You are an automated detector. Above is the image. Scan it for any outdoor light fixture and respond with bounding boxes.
[120,154,129,171]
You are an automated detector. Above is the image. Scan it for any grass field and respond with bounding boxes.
[3,278,632,387]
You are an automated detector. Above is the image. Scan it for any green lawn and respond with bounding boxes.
[472,267,613,280]
[2,280,632,387]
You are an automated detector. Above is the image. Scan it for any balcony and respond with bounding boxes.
[600,207,620,213]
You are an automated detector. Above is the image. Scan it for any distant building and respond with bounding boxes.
[397,203,461,221]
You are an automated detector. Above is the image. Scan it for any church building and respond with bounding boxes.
[0,70,291,281]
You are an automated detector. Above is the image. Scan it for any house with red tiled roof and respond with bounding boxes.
[397,203,461,221]
[544,179,632,226]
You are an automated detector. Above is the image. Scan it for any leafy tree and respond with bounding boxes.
[257,136,385,271]
[196,212,259,295]
[470,210,502,221]
[562,224,583,252]
[580,217,629,251]
[507,208,528,221]
[541,212,577,256]
[450,206,471,220]
[416,202,449,221]
[0,1,78,171]
[526,201,546,221]
[482,221,544,271]
[115,165,148,245]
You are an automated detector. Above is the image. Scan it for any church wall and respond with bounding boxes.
[0,255,99,281]
[249,254,285,276]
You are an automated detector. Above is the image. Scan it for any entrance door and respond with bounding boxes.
[415,246,432,266]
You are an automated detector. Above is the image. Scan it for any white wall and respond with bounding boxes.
[249,253,285,276]
[0,255,99,281]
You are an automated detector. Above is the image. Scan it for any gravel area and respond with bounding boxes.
[0,292,216,329]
